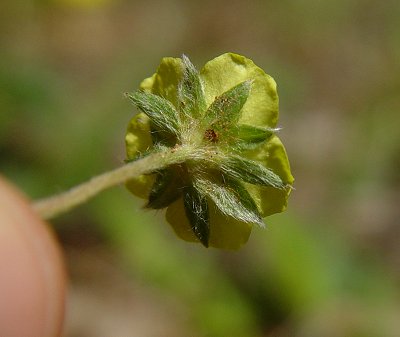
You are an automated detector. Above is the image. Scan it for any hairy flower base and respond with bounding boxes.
[125,53,294,249]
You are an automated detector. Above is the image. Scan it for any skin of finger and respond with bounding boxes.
[0,177,66,337]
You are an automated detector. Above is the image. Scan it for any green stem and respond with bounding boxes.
[33,145,195,220]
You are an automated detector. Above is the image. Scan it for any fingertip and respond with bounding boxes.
[0,177,66,337]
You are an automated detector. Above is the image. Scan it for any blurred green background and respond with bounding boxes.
[1,0,400,336]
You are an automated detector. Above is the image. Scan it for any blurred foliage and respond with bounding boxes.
[1,0,400,336]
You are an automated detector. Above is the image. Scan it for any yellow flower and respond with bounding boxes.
[125,53,293,249]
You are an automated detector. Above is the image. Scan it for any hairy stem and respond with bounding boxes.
[33,145,195,220]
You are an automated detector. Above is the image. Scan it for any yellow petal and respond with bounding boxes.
[125,112,154,199]
[245,135,294,216]
[166,198,252,249]
[200,53,279,128]
[139,74,156,92]
[150,57,183,109]
[125,112,152,160]
[208,202,252,249]
[165,198,198,243]
[125,174,155,200]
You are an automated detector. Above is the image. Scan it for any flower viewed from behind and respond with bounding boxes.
[125,53,294,249]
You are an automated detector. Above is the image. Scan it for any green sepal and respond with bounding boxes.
[226,177,265,227]
[195,177,264,226]
[230,124,275,150]
[146,168,183,209]
[220,155,286,189]
[183,184,210,247]
[178,55,207,118]
[149,123,177,147]
[203,80,251,132]
[127,90,180,140]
